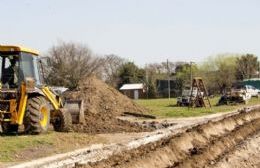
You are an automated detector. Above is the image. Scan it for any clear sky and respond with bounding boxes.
[1,0,260,66]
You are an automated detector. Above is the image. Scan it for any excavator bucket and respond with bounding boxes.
[64,99,85,124]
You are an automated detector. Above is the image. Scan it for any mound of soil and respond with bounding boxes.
[64,76,148,116]
[64,76,150,133]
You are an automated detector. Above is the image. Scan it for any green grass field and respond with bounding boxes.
[135,97,260,118]
[0,132,104,162]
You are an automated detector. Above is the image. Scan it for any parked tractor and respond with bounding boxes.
[217,84,252,105]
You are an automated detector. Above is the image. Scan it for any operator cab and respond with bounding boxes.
[0,45,43,88]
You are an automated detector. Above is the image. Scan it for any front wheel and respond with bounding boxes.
[52,108,72,132]
[24,96,50,134]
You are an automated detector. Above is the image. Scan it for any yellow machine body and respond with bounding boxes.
[0,45,84,134]
[0,45,39,55]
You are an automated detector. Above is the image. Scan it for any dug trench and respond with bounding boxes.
[81,108,260,168]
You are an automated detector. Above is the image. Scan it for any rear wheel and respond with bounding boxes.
[176,101,180,106]
[52,108,72,132]
[24,96,50,134]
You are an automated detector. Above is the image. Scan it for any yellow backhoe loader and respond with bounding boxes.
[0,45,84,134]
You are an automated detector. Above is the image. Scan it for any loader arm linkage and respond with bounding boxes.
[41,86,63,110]
[41,86,85,124]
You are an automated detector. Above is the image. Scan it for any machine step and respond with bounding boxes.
[0,110,11,114]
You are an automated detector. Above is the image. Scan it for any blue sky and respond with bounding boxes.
[1,0,260,66]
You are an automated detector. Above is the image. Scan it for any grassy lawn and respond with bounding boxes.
[135,97,260,118]
[0,132,104,162]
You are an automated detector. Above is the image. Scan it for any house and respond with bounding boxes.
[119,83,146,99]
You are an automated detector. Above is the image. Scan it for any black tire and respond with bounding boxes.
[52,108,72,132]
[176,102,180,106]
[24,96,50,134]
[1,124,18,134]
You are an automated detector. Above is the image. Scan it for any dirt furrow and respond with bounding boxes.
[83,109,260,168]
[208,131,260,168]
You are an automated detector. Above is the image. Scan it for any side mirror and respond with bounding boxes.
[37,57,51,66]
[37,57,51,85]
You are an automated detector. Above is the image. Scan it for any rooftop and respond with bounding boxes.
[0,45,39,55]
[119,83,144,90]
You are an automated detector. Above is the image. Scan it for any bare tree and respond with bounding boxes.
[102,54,125,87]
[46,41,104,89]
[236,54,259,80]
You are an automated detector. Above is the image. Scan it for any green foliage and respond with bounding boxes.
[198,54,238,94]
[146,78,157,98]
[117,62,145,88]
[175,63,198,90]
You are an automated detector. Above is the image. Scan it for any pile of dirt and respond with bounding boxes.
[64,76,151,133]
[64,76,148,116]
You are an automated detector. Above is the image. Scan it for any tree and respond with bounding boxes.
[117,62,145,88]
[175,63,198,89]
[147,61,183,76]
[102,54,125,87]
[144,64,164,98]
[198,54,237,94]
[144,61,191,98]
[146,79,157,98]
[236,54,259,80]
[46,41,104,89]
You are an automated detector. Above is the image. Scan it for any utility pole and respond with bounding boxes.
[167,59,170,100]
[258,62,260,78]
[190,61,193,88]
[145,64,149,99]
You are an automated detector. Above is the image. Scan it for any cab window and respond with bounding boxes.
[0,54,20,87]
[20,52,41,85]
